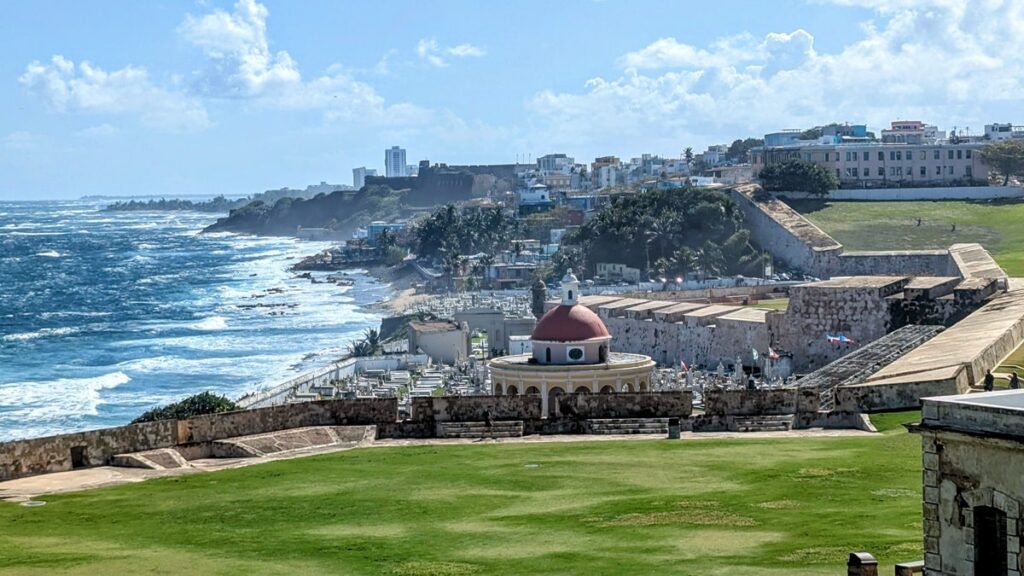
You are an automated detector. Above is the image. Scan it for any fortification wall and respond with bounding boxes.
[0,420,177,481]
[178,398,397,444]
[833,374,967,412]
[555,391,693,419]
[778,186,1024,201]
[730,185,841,276]
[835,252,957,278]
[702,388,818,416]
[601,315,769,369]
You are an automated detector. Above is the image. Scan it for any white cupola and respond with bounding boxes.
[561,268,580,306]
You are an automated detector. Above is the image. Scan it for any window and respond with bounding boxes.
[878,151,884,161]
[966,166,973,177]
[948,166,954,175]
[896,151,903,161]
[824,152,830,162]
[936,165,942,175]
[890,151,897,161]
[920,166,926,176]
[966,149,972,158]
[845,167,858,178]
[567,290,573,300]
[863,151,869,161]
[545,347,551,363]
[974,506,1007,576]
[948,150,955,160]
[845,151,852,162]
[878,167,884,176]
[957,149,963,159]
[934,150,940,160]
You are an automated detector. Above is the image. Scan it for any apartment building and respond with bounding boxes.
[752,141,987,187]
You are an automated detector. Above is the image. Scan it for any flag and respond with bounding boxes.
[768,347,780,360]
[751,348,759,361]
[680,359,689,373]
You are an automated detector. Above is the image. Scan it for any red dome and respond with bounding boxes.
[532,304,610,342]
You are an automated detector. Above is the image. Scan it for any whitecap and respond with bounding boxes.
[190,316,228,330]
[2,326,79,342]
[35,250,63,258]
[0,371,131,423]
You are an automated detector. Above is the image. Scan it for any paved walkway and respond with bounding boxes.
[0,427,875,502]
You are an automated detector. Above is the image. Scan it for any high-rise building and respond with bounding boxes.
[352,167,377,189]
[385,146,407,178]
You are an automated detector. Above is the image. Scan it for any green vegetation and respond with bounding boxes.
[104,195,240,213]
[759,159,839,196]
[791,199,1024,275]
[980,140,1024,186]
[726,138,764,163]
[347,328,384,357]
[203,185,406,237]
[131,392,237,424]
[0,413,925,575]
[560,187,765,280]
[413,204,519,261]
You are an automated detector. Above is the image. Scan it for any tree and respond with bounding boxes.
[981,140,1024,186]
[726,138,764,163]
[683,147,694,165]
[758,159,838,196]
[132,392,238,423]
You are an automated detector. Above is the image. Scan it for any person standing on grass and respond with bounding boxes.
[984,369,995,392]
[483,408,494,439]
[1011,373,1020,390]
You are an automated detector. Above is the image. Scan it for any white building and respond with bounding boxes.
[385,146,407,178]
[984,122,1024,141]
[537,153,575,174]
[595,165,619,189]
[703,144,729,166]
[352,167,377,189]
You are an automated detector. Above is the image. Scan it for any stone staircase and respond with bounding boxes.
[437,421,524,439]
[728,415,794,433]
[111,448,191,470]
[585,418,670,435]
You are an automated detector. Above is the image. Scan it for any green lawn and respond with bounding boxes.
[0,412,923,576]
[746,298,789,311]
[790,199,1024,276]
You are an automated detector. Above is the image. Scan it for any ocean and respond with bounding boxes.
[0,201,389,441]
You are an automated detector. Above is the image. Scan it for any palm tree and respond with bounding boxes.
[363,328,383,355]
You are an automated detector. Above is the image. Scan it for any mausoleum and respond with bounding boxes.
[488,270,656,416]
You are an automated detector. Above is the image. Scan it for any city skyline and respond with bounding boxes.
[3,0,1024,199]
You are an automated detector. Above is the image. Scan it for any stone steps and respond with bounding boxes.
[586,418,670,435]
[729,415,794,433]
[438,421,524,439]
[111,448,190,470]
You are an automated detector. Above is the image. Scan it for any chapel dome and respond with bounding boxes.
[531,304,610,342]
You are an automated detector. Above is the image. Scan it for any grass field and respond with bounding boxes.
[0,413,923,576]
[790,199,1024,276]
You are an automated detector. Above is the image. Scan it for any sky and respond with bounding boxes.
[2,0,1023,200]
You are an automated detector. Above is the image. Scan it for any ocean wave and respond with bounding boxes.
[191,316,228,330]
[2,326,80,342]
[35,250,64,258]
[0,371,131,422]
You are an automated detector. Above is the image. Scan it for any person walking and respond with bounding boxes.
[483,408,494,440]
[984,369,995,392]
[1011,372,1020,390]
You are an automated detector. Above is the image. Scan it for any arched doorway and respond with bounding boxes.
[548,386,565,417]
[639,381,649,392]
[574,385,591,394]
[506,385,519,395]
[494,383,504,396]
[600,385,615,394]
[525,386,540,395]
[621,382,634,393]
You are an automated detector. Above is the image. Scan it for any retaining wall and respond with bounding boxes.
[778,186,1024,201]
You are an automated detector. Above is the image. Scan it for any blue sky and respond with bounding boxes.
[2,0,1023,199]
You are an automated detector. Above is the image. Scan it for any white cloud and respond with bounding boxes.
[417,38,486,68]
[2,131,40,150]
[19,56,209,132]
[74,124,119,138]
[528,1,1024,155]
[178,0,427,125]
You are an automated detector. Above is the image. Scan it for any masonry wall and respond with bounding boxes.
[0,420,177,481]
[769,284,902,371]
[554,391,693,419]
[833,375,968,412]
[601,315,769,369]
[778,186,1024,201]
[834,252,958,278]
[730,188,840,276]
[919,426,1024,575]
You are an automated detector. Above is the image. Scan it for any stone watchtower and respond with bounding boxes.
[531,277,547,319]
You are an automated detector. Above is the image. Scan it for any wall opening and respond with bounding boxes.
[974,505,1008,576]
[506,385,519,395]
[70,446,88,469]
[545,347,551,363]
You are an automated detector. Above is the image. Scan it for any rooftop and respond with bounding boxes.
[922,389,1024,440]
[409,321,462,334]
[802,276,908,289]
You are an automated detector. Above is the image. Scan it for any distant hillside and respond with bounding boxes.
[202,186,409,237]
[104,183,354,213]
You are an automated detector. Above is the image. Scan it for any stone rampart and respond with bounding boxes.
[178,398,397,444]
[835,252,957,278]
[555,391,693,420]
[702,388,814,416]
[421,395,544,424]
[0,420,177,481]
